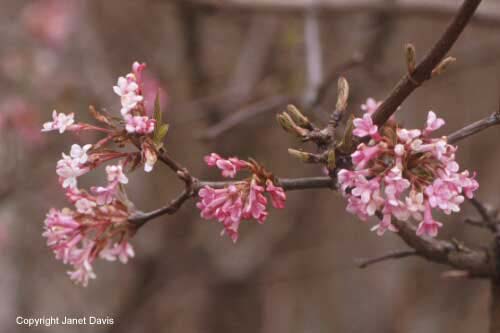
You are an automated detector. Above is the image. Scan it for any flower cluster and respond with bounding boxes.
[42,61,168,286]
[338,99,478,237]
[197,154,286,242]
[113,62,157,135]
[43,165,134,287]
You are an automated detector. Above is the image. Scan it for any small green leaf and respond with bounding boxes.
[152,90,170,145]
[157,124,169,140]
[153,89,162,124]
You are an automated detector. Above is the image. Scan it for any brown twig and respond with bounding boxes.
[447,111,500,144]
[357,249,418,268]
[199,52,363,141]
[391,218,493,277]
[200,95,291,140]
[129,176,335,226]
[371,0,482,127]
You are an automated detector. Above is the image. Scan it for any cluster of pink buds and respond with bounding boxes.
[197,154,286,242]
[338,98,479,237]
[42,61,169,286]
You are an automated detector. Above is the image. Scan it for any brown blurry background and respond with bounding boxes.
[1,0,500,332]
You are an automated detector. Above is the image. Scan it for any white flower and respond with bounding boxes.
[42,110,75,134]
[113,76,143,116]
[106,165,128,184]
[56,154,88,189]
[113,77,138,96]
[70,144,92,164]
[120,92,143,115]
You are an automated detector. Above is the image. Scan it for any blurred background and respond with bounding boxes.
[1,0,500,332]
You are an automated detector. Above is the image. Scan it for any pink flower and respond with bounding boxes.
[424,111,445,135]
[42,110,75,134]
[397,128,421,143]
[351,144,381,169]
[384,167,410,206]
[106,165,128,184]
[416,202,443,237]
[353,113,379,138]
[124,115,155,134]
[458,171,479,199]
[204,153,222,166]
[90,185,117,205]
[132,62,146,86]
[425,179,464,214]
[75,198,97,215]
[243,180,268,222]
[351,176,380,205]
[42,209,80,245]
[197,177,280,242]
[266,180,286,209]
[67,259,96,287]
[204,153,248,178]
[99,241,135,264]
[371,213,397,236]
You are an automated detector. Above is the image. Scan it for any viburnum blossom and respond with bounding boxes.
[338,98,479,237]
[42,110,75,133]
[197,154,286,242]
[42,61,168,286]
[43,181,135,286]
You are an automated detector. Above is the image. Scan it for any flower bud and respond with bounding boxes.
[286,104,310,128]
[277,113,308,137]
[405,43,417,74]
[336,77,349,112]
[288,148,313,162]
[431,56,456,77]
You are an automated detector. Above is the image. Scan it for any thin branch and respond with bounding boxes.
[201,176,336,191]
[447,111,500,144]
[357,249,418,268]
[371,0,482,127]
[469,197,492,222]
[129,176,336,226]
[391,218,493,277]
[200,54,362,140]
[466,197,500,233]
[200,95,291,140]
[193,0,500,27]
[464,218,493,230]
[130,190,192,227]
